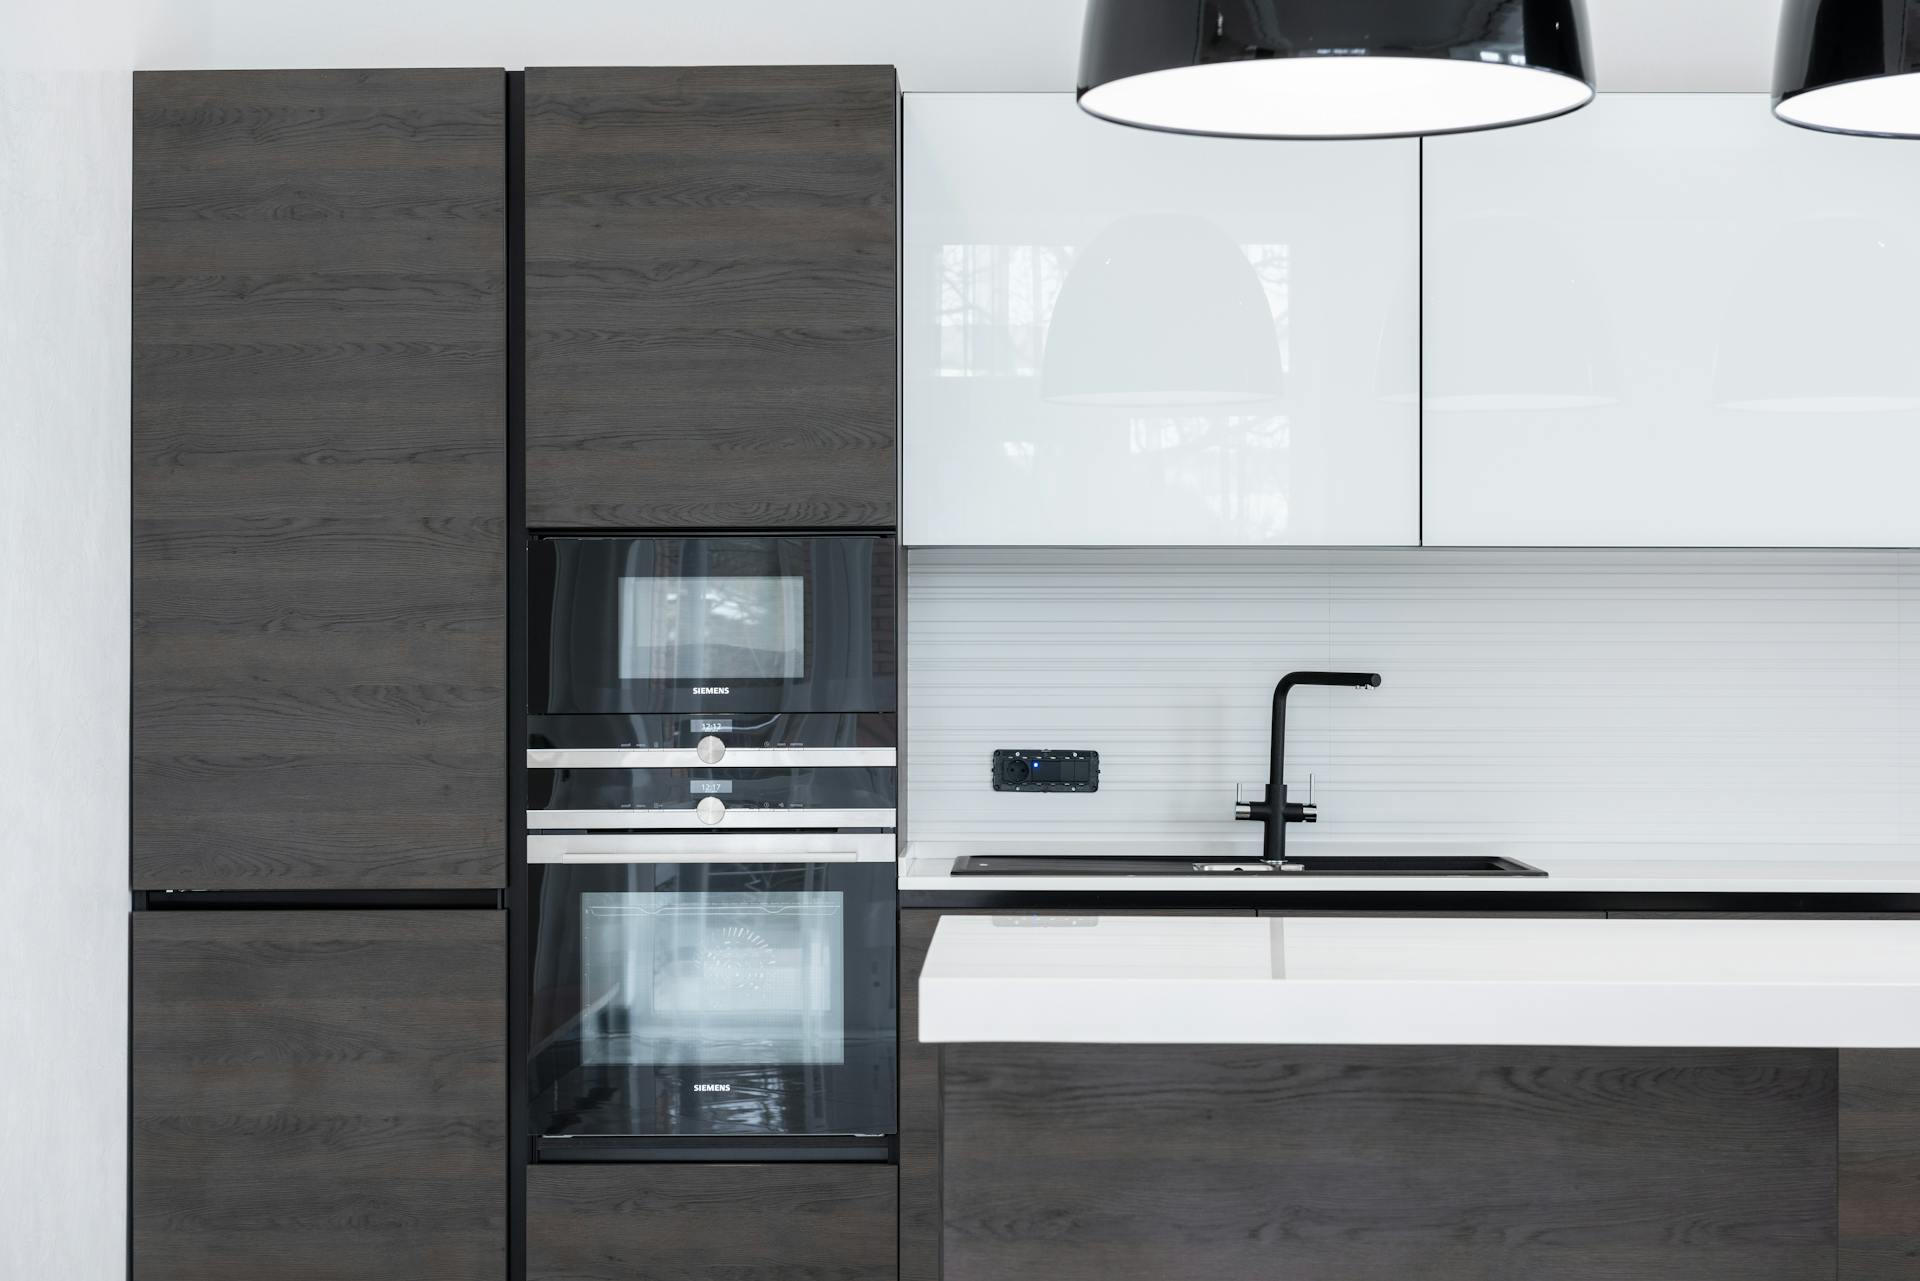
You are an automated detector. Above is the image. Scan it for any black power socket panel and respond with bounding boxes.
[992,749,1099,793]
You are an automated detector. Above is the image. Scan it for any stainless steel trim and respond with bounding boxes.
[527,747,897,770]
[529,808,897,832]
[528,832,897,864]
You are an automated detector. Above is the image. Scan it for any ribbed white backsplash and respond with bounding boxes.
[906,548,1920,849]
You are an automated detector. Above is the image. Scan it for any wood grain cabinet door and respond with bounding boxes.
[524,66,898,529]
[131,910,506,1281]
[936,1043,1836,1281]
[529,1163,899,1281]
[899,908,1255,1281]
[132,70,506,890]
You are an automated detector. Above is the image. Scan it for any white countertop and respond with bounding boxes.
[919,914,1920,1048]
[900,839,1920,895]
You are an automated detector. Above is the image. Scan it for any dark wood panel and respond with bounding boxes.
[1842,1050,1920,1280]
[524,65,897,529]
[528,1163,897,1281]
[133,767,500,888]
[133,69,505,889]
[132,911,505,1281]
[941,1043,1836,1281]
[900,908,1253,1281]
[899,910,948,1281]
[135,684,498,753]
[133,814,500,889]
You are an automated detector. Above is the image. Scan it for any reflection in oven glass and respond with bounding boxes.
[580,892,846,1067]
[618,573,806,682]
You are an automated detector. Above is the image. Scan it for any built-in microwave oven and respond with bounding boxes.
[528,533,898,833]
[529,534,896,723]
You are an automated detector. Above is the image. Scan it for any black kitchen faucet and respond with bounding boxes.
[1234,671,1382,863]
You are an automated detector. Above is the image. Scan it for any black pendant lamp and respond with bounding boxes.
[1775,0,1920,136]
[1077,0,1597,140]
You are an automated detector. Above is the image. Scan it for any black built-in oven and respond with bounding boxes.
[529,534,897,832]
[526,534,897,1159]
[530,534,896,723]
[528,834,896,1160]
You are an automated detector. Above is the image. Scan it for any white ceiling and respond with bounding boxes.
[123,0,1784,93]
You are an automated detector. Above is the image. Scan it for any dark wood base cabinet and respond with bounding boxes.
[902,910,1920,1281]
[528,1164,899,1281]
[1842,1050,1920,1280]
[131,911,506,1281]
[941,1043,1835,1281]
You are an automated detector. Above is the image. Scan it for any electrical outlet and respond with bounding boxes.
[992,749,1099,793]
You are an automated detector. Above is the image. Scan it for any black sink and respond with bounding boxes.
[948,854,1546,877]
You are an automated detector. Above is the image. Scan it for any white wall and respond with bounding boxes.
[0,5,132,1280]
[128,0,1783,91]
[908,549,1920,852]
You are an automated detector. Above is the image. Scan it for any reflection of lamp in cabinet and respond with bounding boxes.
[1418,214,1621,411]
[1712,218,1920,412]
[1041,212,1284,407]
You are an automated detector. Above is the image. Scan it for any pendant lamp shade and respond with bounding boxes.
[1077,0,1597,140]
[1775,0,1920,136]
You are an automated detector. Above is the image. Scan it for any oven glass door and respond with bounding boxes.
[531,535,896,716]
[529,859,896,1139]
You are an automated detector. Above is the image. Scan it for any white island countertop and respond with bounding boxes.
[919,914,1920,1048]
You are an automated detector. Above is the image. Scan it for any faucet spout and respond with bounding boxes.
[1239,671,1382,863]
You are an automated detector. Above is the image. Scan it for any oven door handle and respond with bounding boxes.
[529,808,896,831]
[528,747,896,769]
[527,833,896,864]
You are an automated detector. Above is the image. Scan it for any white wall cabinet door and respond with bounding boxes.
[1424,93,1920,548]
[902,94,1419,547]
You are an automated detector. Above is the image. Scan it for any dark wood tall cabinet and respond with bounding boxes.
[132,911,506,1280]
[523,65,898,529]
[132,69,507,890]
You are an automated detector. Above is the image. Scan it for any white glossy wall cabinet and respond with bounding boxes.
[1424,94,1920,548]
[902,94,1420,546]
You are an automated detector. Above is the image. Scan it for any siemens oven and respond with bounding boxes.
[529,533,897,831]
[526,533,898,1159]
[530,533,896,723]
[527,834,897,1160]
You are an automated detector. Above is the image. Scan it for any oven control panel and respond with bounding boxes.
[992,749,1100,793]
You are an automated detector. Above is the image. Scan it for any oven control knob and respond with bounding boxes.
[695,735,726,764]
[695,796,727,826]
